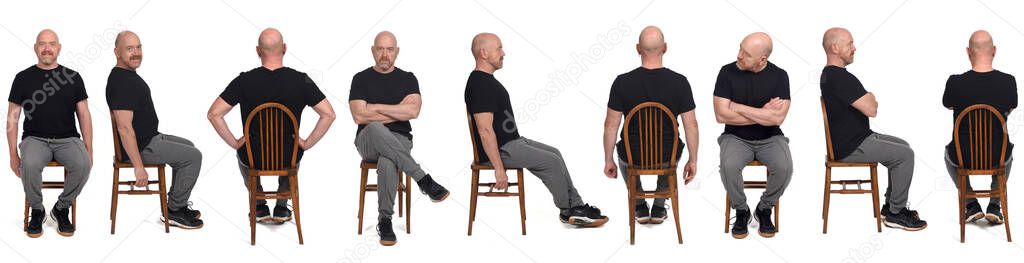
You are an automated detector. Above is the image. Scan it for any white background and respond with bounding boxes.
[1,0,1023,262]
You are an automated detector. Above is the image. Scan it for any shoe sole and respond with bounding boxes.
[271,216,293,224]
[966,212,984,223]
[49,211,74,237]
[254,215,273,224]
[732,232,749,239]
[161,217,204,230]
[379,240,397,246]
[568,216,609,228]
[985,214,1004,225]
[430,191,450,203]
[636,216,651,224]
[648,216,667,224]
[758,231,776,238]
[882,220,926,231]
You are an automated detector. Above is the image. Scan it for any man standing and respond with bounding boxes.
[348,31,449,246]
[713,32,792,239]
[107,31,204,229]
[8,29,92,238]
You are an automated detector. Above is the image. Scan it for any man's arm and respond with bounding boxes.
[851,92,878,117]
[349,100,397,124]
[113,110,148,187]
[603,108,622,178]
[731,98,791,126]
[680,110,699,184]
[372,94,422,121]
[7,103,21,177]
[206,98,243,149]
[713,96,756,125]
[473,112,509,190]
[75,100,93,160]
[299,99,337,150]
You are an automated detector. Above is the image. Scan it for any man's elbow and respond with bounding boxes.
[864,108,878,118]
[714,114,726,124]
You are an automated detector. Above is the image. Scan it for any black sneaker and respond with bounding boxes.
[634,202,651,224]
[415,174,449,202]
[882,207,927,231]
[559,204,609,227]
[25,208,45,238]
[50,204,74,237]
[377,217,397,246]
[731,209,751,239]
[182,201,201,219]
[163,207,204,229]
[272,205,293,223]
[649,204,668,225]
[253,204,271,224]
[985,202,1004,225]
[881,203,918,220]
[754,207,777,238]
[964,201,984,223]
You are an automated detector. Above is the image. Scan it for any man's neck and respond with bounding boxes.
[825,56,846,68]
[474,62,495,74]
[971,62,994,73]
[640,56,663,69]
[36,63,58,70]
[262,61,283,71]
[373,66,395,74]
[115,64,135,71]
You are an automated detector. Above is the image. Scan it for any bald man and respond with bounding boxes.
[603,26,698,227]
[348,31,449,246]
[820,27,926,231]
[8,29,92,237]
[466,33,608,227]
[713,32,792,239]
[208,28,337,226]
[107,31,204,229]
[943,30,1016,225]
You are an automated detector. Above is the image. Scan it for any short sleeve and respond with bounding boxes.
[466,78,497,114]
[8,73,25,104]
[73,73,88,102]
[607,76,625,112]
[942,75,955,109]
[1009,75,1018,109]
[406,72,421,95]
[303,73,326,107]
[348,73,367,101]
[678,76,696,113]
[219,74,243,106]
[835,74,868,106]
[712,66,732,99]
[107,80,137,111]
[775,68,791,100]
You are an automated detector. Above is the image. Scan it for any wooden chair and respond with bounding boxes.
[23,161,76,230]
[820,97,882,234]
[952,104,1012,242]
[357,160,412,234]
[622,102,683,245]
[465,113,527,236]
[243,102,304,245]
[723,160,780,233]
[109,113,170,235]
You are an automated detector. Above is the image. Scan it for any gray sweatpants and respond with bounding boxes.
[236,157,289,206]
[944,151,1012,204]
[139,134,202,210]
[20,136,92,210]
[354,122,426,220]
[718,134,793,211]
[839,132,914,213]
[489,137,585,210]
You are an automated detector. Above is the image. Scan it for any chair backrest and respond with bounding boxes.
[110,112,124,162]
[466,112,482,165]
[243,102,300,171]
[953,104,1009,171]
[819,97,837,161]
[622,102,679,170]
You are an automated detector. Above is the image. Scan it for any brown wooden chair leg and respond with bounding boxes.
[158,167,170,234]
[467,169,480,236]
[291,175,304,245]
[517,169,526,235]
[628,174,637,245]
[1000,173,1012,242]
[110,167,120,235]
[23,199,29,229]
[724,195,732,233]
[71,200,77,227]
[357,167,368,235]
[398,178,404,218]
[822,166,832,234]
[774,200,780,231]
[870,166,881,233]
[249,173,257,246]
[405,173,412,234]
[958,174,966,243]
[671,174,683,244]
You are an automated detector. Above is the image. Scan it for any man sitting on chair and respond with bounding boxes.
[207,28,337,225]
[942,30,1016,225]
[8,29,93,238]
[466,32,608,227]
[602,26,698,227]
[348,31,451,246]
[713,32,792,239]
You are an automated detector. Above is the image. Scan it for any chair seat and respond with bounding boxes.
[113,162,166,168]
[825,160,877,168]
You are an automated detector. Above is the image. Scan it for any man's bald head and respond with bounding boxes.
[967,30,996,69]
[637,26,665,55]
[36,29,59,44]
[822,27,851,51]
[371,31,399,73]
[114,30,138,50]
[968,30,994,51]
[472,33,504,72]
[471,33,499,59]
[374,31,397,48]
[114,30,143,70]
[258,28,285,55]
[34,29,61,68]
[822,27,856,66]
[736,32,773,72]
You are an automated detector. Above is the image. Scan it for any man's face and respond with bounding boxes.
[34,33,61,67]
[372,43,398,71]
[488,39,505,70]
[116,35,143,70]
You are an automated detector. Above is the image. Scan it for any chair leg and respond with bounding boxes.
[23,199,29,229]
[110,167,120,235]
[405,173,412,234]
[775,200,780,232]
[398,178,404,218]
[249,174,257,246]
[1000,173,1012,242]
[822,166,832,234]
[291,175,304,245]
[517,169,527,235]
[71,200,77,227]
[870,166,881,233]
[958,174,967,243]
[158,167,170,234]
[671,175,683,244]
[357,167,368,235]
[628,174,637,245]
[467,169,480,236]
[724,195,731,233]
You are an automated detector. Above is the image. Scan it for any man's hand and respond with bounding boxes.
[10,155,20,178]
[763,97,784,110]
[297,137,311,150]
[682,160,697,185]
[494,169,509,190]
[133,167,149,188]
[604,161,618,179]
[231,136,246,150]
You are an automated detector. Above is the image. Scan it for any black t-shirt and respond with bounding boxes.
[465,70,521,163]
[820,66,873,160]
[220,67,327,167]
[943,70,1018,166]
[607,67,695,162]
[8,65,88,139]
[714,62,790,141]
[349,67,420,140]
[106,67,160,160]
